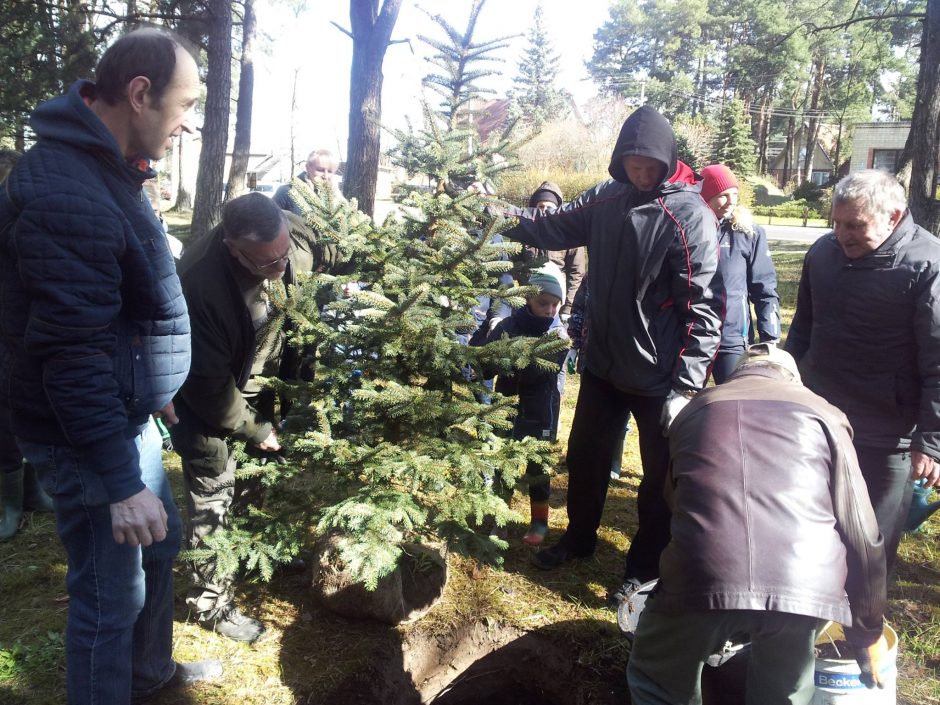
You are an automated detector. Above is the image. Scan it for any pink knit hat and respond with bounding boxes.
[700,164,739,203]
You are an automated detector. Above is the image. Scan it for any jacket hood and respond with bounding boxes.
[30,80,153,182]
[668,160,698,187]
[528,180,564,208]
[608,106,678,188]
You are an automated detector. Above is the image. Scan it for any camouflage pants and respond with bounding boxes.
[169,403,241,620]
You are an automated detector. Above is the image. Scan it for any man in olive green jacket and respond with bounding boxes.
[171,193,321,642]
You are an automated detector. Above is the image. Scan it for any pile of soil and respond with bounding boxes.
[815,639,853,660]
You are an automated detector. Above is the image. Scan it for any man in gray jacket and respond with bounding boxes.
[628,344,888,705]
[785,170,940,575]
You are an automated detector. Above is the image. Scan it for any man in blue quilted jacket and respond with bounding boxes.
[0,29,221,704]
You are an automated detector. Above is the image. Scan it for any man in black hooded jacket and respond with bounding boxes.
[495,107,723,603]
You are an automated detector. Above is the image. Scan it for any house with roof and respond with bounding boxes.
[848,122,911,174]
[766,124,837,188]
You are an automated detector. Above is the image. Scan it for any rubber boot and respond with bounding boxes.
[523,499,549,546]
[905,479,940,533]
[22,463,54,513]
[0,467,24,541]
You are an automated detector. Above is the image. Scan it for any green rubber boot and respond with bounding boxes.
[22,463,53,513]
[0,466,24,541]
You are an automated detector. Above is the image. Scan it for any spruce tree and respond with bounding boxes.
[711,98,756,176]
[418,0,513,130]
[509,3,571,129]
[193,6,567,592]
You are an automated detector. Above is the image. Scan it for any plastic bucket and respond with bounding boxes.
[812,622,897,704]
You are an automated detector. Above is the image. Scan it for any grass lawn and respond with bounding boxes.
[0,240,938,704]
[753,215,830,228]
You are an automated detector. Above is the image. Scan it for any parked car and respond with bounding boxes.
[251,183,279,197]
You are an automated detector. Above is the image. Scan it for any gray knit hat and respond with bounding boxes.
[527,262,566,305]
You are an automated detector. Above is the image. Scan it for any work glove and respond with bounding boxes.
[660,389,694,436]
[853,635,889,689]
[564,348,578,375]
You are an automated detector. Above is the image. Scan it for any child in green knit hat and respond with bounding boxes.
[474,262,569,545]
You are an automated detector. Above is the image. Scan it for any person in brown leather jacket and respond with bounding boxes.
[628,344,888,705]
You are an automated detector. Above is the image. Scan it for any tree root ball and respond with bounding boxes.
[312,536,449,625]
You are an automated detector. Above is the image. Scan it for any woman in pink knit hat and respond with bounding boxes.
[700,164,781,383]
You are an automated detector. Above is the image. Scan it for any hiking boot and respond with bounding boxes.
[607,578,645,610]
[530,541,591,570]
[199,605,266,643]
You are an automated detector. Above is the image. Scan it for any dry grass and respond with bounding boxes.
[1,240,938,704]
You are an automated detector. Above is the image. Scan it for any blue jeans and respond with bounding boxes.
[19,418,182,705]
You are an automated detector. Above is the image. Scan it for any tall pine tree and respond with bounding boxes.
[509,3,570,129]
[192,7,565,592]
[419,0,512,130]
[711,98,756,176]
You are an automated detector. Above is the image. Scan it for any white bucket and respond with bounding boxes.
[811,622,898,705]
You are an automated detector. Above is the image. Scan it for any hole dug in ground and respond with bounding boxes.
[322,618,630,704]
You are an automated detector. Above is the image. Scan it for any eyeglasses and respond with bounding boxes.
[229,241,292,272]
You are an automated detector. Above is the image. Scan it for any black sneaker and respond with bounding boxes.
[530,541,591,570]
[607,578,645,609]
[199,604,266,643]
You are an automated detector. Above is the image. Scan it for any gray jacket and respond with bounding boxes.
[786,212,940,455]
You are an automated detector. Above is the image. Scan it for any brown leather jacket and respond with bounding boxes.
[654,366,886,642]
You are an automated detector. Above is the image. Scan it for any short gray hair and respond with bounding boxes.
[832,170,907,221]
[306,149,338,171]
[734,343,801,382]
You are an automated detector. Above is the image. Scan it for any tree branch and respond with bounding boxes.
[331,20,354,40]
[806,12,923,33]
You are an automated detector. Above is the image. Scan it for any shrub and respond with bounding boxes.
[752,198,826,221]
[496,168,609,208]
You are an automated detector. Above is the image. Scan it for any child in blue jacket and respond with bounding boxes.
[477,263,569,545]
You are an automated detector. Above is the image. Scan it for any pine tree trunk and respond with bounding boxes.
[782,115,795,187]
[897,4,940,235]
[802,56,825,185]
[757,94,771,174]
[174,137,193,212]
[290,68,299,177]
[191,0,233,240]
[224,0,256,203]
[342,0,403,217]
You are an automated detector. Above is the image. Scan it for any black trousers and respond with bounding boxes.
[711,348,744,385]
[561,369,670,582]
[855,445,914,576]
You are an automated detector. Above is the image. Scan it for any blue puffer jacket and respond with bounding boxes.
[0,80,191,502]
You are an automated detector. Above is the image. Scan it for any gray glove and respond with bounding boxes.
[660,389,694,435]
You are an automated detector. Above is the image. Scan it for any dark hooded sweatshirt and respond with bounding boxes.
[500,106,723,396]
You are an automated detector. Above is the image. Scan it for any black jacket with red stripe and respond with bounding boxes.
[500,106,723,396]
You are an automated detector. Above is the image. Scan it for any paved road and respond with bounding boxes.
[763,223,830,243]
